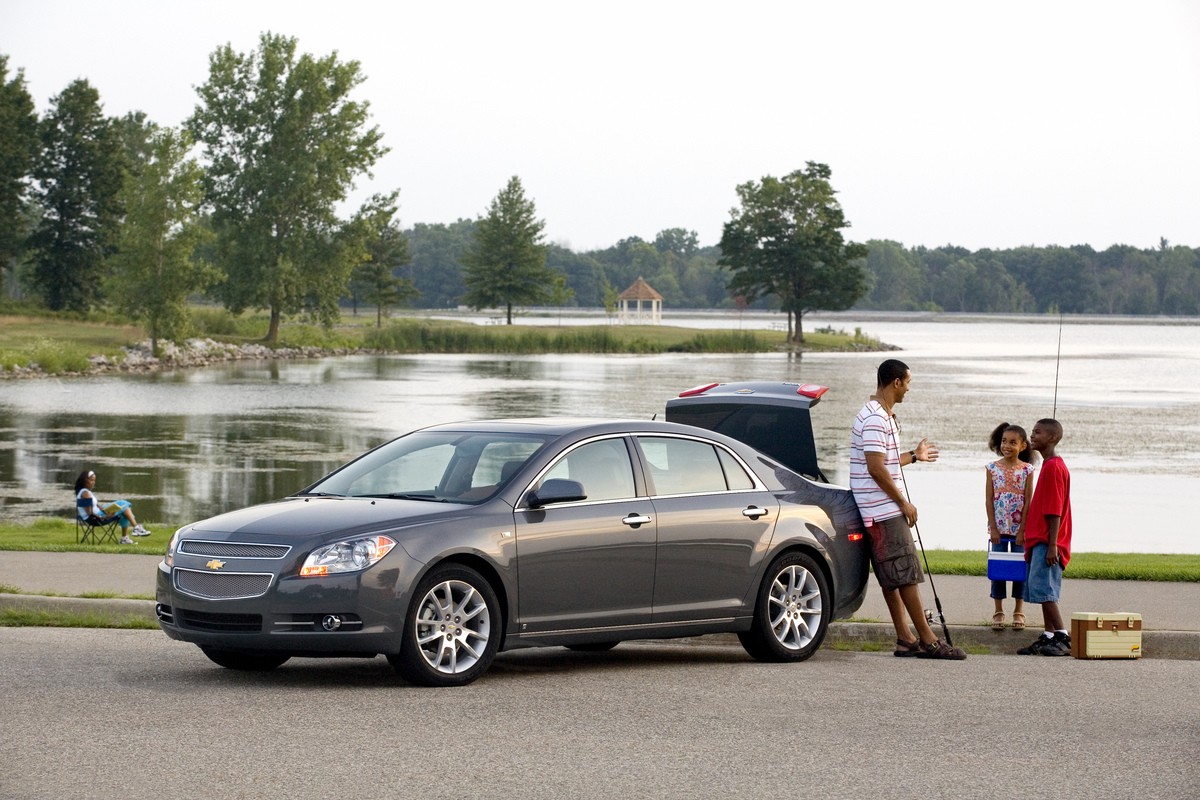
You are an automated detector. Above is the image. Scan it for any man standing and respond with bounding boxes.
[1017,418,1074,656]
[850,359,966,660]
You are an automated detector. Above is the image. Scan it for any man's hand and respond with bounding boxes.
[1045,543,1061,566]
[916,438,939,463]
[901,500,918,527]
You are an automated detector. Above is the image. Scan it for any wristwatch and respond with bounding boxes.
[908,450,917,463]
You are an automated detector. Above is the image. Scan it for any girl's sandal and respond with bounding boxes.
[1011,612,1026,630]
[992,611,1007,630]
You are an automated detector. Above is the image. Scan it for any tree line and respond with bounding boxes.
[2,38,1197,354]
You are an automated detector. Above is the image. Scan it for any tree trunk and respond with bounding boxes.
[506,303,514,324]
[265,307,281,343]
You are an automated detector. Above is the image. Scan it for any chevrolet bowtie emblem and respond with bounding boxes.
[206,559,226,570]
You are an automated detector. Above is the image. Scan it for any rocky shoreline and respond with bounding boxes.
[3,338,370,379]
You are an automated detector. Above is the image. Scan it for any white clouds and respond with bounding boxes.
[3,0,1197,250]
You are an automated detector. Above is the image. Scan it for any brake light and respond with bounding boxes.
[796,384,829,399]
[678,382,720,397]
[848,532,864,542]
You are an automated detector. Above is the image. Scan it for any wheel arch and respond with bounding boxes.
[761,540,836,607]
[415,552,510,649]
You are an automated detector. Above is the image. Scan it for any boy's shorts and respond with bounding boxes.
[1023,543,1063,603]
[865,516,925,591]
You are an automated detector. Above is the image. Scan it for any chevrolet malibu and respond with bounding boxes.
[157,418,869,686]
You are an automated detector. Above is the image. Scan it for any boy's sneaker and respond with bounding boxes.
[1041,632,1072,657]
[119,536,134,545]
[1018,633,1070,656]
[1017,634,1053,655]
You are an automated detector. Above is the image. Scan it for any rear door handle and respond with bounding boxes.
[742,506,769,520]
[622,514,652,528]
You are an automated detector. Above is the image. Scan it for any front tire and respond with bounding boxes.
[199,647,291,671]
[388,563,501,687]
[738,551,830,662]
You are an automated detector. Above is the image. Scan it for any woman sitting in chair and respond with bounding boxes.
[74,469,151,545]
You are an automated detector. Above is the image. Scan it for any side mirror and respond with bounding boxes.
[526,479,586,508]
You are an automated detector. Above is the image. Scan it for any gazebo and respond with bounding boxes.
[617,276,663,324]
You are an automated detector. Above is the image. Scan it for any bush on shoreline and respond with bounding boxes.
[1,313,890,377]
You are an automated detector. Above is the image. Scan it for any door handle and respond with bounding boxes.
[622,514,652,528]
[742,506,769,520]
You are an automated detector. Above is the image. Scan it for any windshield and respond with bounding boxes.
[303,431,549,504]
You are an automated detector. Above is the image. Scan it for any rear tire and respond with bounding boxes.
[199,647,290,671]
[738,551,830,662]
[388,563,501,687]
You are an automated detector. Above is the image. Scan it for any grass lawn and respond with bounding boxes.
[2,519,1196,583]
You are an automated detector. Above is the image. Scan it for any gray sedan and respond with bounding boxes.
[156,418,869,686]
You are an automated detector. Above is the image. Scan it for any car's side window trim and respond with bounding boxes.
[514,434,646,511]
[632,433,768,498]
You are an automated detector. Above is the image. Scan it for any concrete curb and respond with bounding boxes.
[3,593,1197,660]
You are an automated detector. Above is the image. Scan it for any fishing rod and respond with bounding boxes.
[895,454,953,646]
[888,424,953,646]
[1052,310,1064,417]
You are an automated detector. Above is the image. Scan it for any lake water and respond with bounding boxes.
[1,312,1196,553]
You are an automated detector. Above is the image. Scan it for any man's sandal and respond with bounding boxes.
[893,638,922,657]
[992,611,1006,630]
[1011,612,1026,630]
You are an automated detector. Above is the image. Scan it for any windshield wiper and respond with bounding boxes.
[357,493,449,502]
[295,491,344,498]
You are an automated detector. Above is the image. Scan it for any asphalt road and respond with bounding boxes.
[1,628,1197,800]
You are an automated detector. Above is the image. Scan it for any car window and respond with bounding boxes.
[346,442,456,496]
[466,440,543,491]
[309,431,549,501]
[540,438,635,502]
[638,436,750,495]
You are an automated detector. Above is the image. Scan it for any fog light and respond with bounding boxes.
[321,614,343,631]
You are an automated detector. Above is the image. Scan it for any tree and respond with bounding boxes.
[718,163,868,343]
[188,32,387,342]
[653,227,699,258]
[462,176,555,324]
[107,125,215,352]
[29,79,125,312]
[0,55,39,288]
[348,205,416,327]
[405,219,474,308]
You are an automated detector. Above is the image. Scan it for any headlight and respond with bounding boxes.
[299,535,396,577]
[164,529,183,568]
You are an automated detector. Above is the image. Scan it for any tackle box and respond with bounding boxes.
[1070,612,1143,659]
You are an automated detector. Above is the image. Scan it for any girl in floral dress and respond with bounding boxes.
[985,423,1035,629]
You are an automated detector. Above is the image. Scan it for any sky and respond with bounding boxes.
[3,0,1198,252]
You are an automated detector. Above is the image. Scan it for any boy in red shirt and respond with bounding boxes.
[1017,418,1073,656]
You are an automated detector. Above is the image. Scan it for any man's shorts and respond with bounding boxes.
[1023,543,1063,603]
[865,516,925,591]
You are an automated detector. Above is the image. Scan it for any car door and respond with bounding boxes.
[513,436,656,633]
[635,434,778,622]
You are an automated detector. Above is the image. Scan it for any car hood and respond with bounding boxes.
[188,496,477,539]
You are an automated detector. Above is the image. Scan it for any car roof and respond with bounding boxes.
[416,417,710,438]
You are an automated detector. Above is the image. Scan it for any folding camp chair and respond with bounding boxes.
[76,495,122,545]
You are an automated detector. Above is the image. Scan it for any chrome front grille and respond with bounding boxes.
[179,540,291,559]
[174,568,274,599]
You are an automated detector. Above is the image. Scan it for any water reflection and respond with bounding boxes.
[1,317,1196,552]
